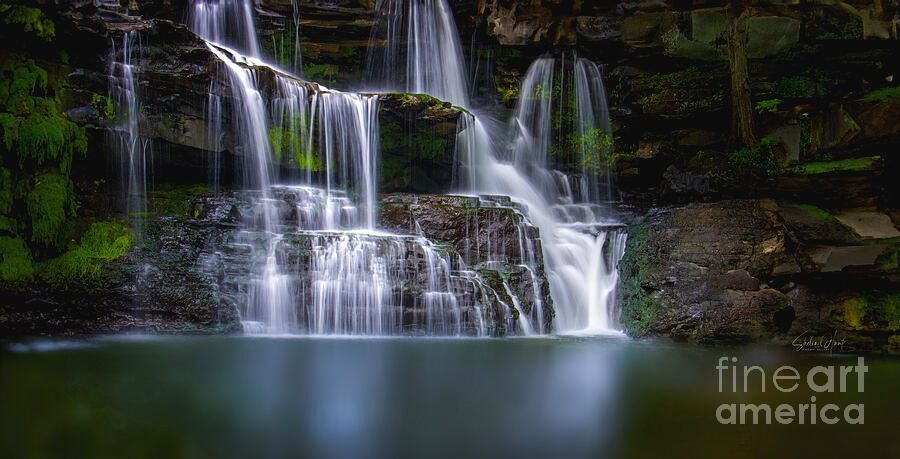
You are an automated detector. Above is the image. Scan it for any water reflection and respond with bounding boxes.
[1,337,897,458]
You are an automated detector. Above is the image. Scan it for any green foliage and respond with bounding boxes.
[0,166,12,214]
[39,221,132,288]
[571,129,615,175]
[729,138,782,177]
[754,98,782,114]
[26,172,75,250]
[840,294,900,330]
[877,246,899,274]
[634,66,726,114]
[339,46,359,61]
[495,48,521,68]
[303,63,339,84]
[494,74,520,106]
[798,112,811,158]
[0,235,34,282]
[861,87,900,103]
[0,8,91,279]
[617,223,664,335]
[92,93,115,121]
[0,5,55,42]
[777,74,830,99]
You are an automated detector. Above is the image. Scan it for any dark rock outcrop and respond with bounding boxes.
[0,189,243,336]
[379,193,554,330]
[619,199,899,353]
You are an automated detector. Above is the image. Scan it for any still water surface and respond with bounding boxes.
[1,336,897,458]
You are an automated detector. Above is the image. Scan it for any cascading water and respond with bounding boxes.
[270,0,303,75]
[366,0,470,107]
[454,57,628,333]
[190,0,260,57]
[204,43,292,333]
[368,0,628,333]
[188,0,523,336]
[108,30,152,220]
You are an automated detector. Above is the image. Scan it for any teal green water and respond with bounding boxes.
[1,336,897,459]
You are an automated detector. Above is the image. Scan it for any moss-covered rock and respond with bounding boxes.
[376,93,463,193]
[38,220,130,288]
[0,235,34,283]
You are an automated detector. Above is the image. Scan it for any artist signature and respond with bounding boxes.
[791,330,856,353]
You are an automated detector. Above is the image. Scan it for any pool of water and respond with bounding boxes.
[1,336,897,458]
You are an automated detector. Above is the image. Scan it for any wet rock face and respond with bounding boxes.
[381,193,555,330]
[619,200,900,353]
[379,193,555,333]
[0,189,555,336]
[380,194,542,266]
[0,203,243,336]
[618,200,795,344]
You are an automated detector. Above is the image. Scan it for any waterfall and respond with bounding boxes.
[185,0,625,336]
[108,30,152,219]
[205,79,225,192]
[190,0,260,57]
[317,93,380,230]
[361,0,628,333]
[204,44,291,333]
[366,0,470,107]
[573,58,615,204]
[188,2,520,336]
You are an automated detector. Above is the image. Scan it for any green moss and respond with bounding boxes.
[339,46,359,60]
[379,120,447,160]
[379,122,404,151]
[397,92,445,108]
[148,184,211,217]
[0,166,12,214]
[793,204,834,221]
[790,156,879,175]
[0,235,34,282]
[861,87,900,103]
[0,11,91,270]
[268,116,321,171]
[26,171,74,250]
[379,155,411,189]
[39,221,132,288]
[837,294,900,331]
[618,223,665,335]
[303,63,339,84]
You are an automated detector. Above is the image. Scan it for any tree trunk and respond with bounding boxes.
[726,0,758,148]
